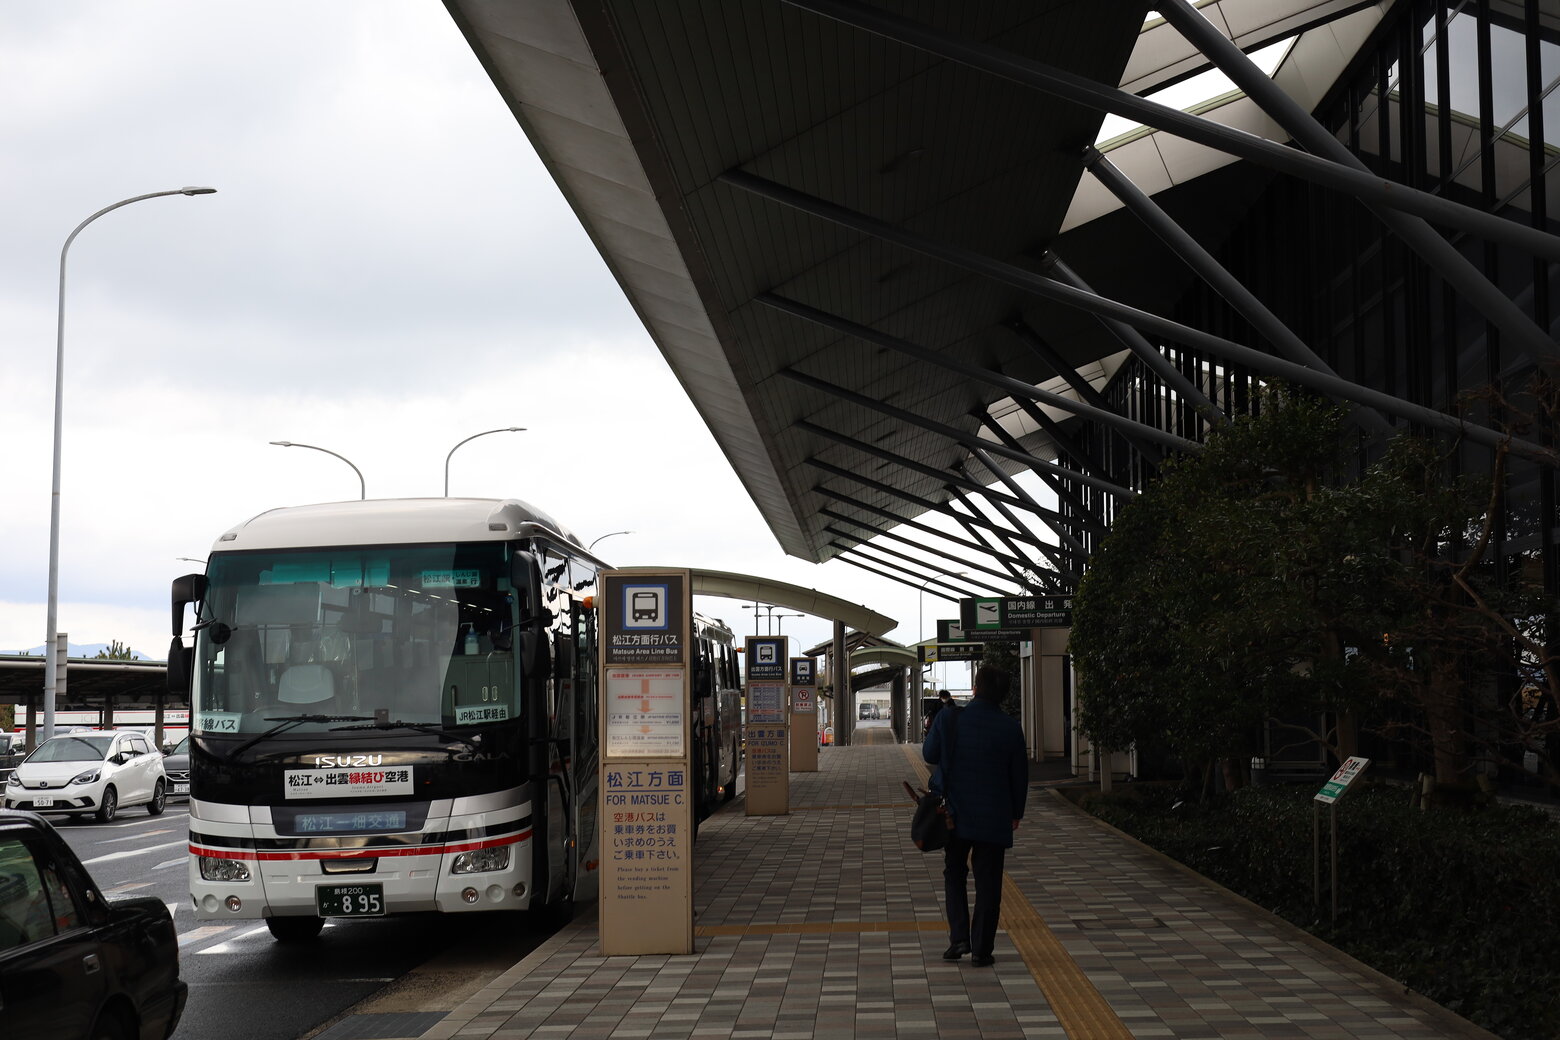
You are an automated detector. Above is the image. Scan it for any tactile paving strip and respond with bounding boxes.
[902,745,1132,1039]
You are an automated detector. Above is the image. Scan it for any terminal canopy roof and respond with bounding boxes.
[444,0,1391,566]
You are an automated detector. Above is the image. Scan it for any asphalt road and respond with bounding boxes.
[47,805,554,1040]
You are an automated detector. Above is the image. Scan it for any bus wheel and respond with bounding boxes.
[266,915,325,942]
[538,892,574,930]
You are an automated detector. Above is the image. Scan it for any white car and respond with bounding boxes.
[3,730,168,822]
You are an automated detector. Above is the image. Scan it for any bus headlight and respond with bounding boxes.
[450,846,510,874]
[199,856,251,882]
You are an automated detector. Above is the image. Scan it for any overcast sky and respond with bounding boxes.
[0,1,1005,686]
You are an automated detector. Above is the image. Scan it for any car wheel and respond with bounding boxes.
[96,786,118,823]
[266,915,325,942]
[146,780,166,815]
[89,1007,132,1040]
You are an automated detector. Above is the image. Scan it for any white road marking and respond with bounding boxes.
[103,881,154,895]
[153,856,187,870]
[64,811,189,832]
[178,924,233,947]
[196,925,270,954]
[82,839,187,866]
[97,827,178,845]
[167,901,180,918]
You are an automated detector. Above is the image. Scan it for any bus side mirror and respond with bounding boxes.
[171,573,207,636]
[167,636,193,695]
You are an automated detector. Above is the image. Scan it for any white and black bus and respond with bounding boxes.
[168,498,606,940]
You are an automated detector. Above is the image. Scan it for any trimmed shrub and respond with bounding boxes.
[1077,783,1560,1040]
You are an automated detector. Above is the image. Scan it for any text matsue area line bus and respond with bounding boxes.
[167,497,740,942]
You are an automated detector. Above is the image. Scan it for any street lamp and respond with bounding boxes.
[269,441,365,500]
[742,603,773,635]
[918,570,968,646]
[44,186,216,742]
[443,427,526,496]
[588,530,634,552]
[771,613,805,637]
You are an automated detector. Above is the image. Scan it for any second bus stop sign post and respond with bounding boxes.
[1313,755,1370,921]
[744,635,790,815]
[788,657,818,772]
[598,569,694,955]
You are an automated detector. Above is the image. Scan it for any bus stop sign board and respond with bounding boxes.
[605,574,686,665]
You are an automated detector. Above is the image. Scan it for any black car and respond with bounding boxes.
[0,809,186,1039]
[0,733,23,785]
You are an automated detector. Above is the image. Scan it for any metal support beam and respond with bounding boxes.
[1086,148,1388,438]
[730,177,1547,460]
[814,486,1040,573]
[779,367,1135,497]
[948,503,1050,589]
[1153,0,1560,374]
[978,404,1114,530]
[831,543,1001,597]
[947,485,1079,583]
[759,292,1197,452]
[799,418,1044,519]
[805,455,1080,540]
[829,542,1010,598]
[832,550,994,601]
[1005,317,1186,455]
[822,516,1028,587]
[953,469,1084,577]
[996,395,1109,478]
[780,0,1560,265]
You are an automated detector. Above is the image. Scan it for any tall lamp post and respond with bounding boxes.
[444,427,525,496]
[771,613,805,638]
[44,186,216,742]
[269,441,366,500]
[918,570,967,689]
[588,530,634,553]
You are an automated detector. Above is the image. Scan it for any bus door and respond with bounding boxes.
[569,595,600,903]
[544,613,575,906]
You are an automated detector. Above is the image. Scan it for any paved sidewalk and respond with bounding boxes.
[407,743,1494,1040]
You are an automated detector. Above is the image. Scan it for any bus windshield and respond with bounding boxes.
[192,543,523,737]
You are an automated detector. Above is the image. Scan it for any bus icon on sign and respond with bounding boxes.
[623,585,668,629]
[757,644,776,663]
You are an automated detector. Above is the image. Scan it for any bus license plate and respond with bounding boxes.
[316,883,384,917]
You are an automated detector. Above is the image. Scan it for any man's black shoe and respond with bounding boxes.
[942,941,970,961]
[970,954,995,967]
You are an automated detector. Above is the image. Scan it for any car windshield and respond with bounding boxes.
[192,543,524,737]
[173,736,190,755]
[27,734,113,763]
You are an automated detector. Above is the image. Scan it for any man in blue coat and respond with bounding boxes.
[922,666,1028,966]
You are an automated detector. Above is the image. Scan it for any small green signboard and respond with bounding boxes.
[1314,756,1370,804]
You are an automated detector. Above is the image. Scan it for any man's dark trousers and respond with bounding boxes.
[943,833,1006,956]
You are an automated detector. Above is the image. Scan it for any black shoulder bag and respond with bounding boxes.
[910,707,958,852]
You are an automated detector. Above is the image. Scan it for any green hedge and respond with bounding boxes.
[1077,783,1560,1040]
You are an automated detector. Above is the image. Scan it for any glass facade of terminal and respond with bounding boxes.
[1062,1,1560,787]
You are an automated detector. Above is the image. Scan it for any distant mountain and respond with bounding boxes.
[7,642,154,661]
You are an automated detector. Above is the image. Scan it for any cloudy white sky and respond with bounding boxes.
[0,1,999,686]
